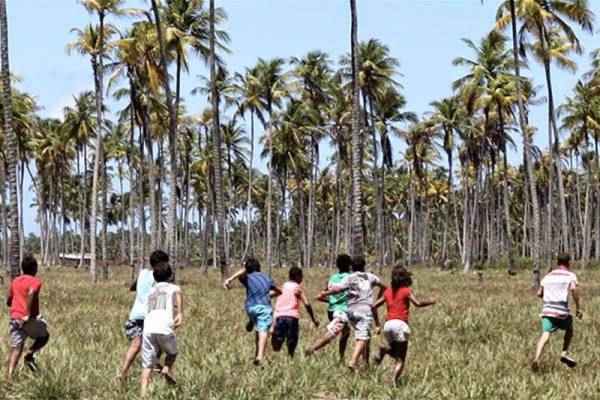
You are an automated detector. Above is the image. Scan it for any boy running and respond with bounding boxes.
[140,262,183,397]
[120,250,169,380]
[6,255,50,382]
[373,266,435,384]
[306,254,352,360]
[317,256,385,370]
[532,254,581,371]
[271,267,319,357]
[223,258,281,365]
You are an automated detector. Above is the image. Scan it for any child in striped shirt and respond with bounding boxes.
[532,254,582,371]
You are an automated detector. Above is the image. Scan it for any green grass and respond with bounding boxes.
[1,266,600,399]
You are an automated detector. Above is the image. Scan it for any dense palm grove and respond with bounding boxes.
[1,1,599,286]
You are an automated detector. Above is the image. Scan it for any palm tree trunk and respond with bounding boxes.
[151,0,179,269]
[101,147,108,279]
[307,136,316,268]
[0,0,19,279]
[498,105,515,274]
[349,0,363,258]
[89,8,107,283]
[208,0,228,277]
[0,158,8,270]
[542,57,569,254]
[243,110,255,259]
[509,0,541,287]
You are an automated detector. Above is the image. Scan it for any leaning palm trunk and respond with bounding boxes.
[151,0,179,270]
[349,0,364,258]
[0,0,20,279]
[209,0,228,277]
[508,0,541,287]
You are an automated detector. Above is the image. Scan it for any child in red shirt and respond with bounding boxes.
[5,255,49,382]
[373,265,435,385]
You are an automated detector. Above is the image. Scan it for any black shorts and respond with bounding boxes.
[125,319,144,340]
[271,317,299,356]
[327,310,334,322]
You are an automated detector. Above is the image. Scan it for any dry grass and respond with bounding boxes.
[1,266,599,399]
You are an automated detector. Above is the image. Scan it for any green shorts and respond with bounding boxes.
[542,316,573,333]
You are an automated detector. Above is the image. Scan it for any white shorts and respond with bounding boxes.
[326,311,349,336]
[347,309,374,341]
[383,319,410,344]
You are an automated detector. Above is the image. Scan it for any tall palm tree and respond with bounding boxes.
[208,0,228,276]
[150,0,179,266]
[349,0,363,258]
[234,67,266,259]
[497,0,594,258]
[79,0,126,281]
[62,91,97,269]
[495,0,542,285]
[0,0,19,279]
[254,57,286,272]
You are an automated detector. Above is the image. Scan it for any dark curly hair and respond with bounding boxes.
[391,265,412,291]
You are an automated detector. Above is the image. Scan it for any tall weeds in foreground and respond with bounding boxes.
[1,267,600,399]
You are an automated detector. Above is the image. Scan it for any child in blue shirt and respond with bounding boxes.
[224,258,280,365]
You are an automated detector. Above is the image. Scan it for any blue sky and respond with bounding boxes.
[8,0,599,234]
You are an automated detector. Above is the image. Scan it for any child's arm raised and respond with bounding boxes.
[298,288,319,327]
[409,292,436,308]
[223,268,246,289]
[173,290,184,328]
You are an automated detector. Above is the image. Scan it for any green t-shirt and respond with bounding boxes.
[328,272,350,313]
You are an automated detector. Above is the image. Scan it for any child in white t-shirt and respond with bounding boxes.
[140,262,183,397]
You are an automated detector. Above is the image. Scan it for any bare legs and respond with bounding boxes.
[6,335,49,382]
[6,344,24,382]
[307,326,350,362]
[255,331,268,364]
[348,339,368,370]
[533,323,574,369]
[120,336,142,379]
[140,355,177,397]
[533,332,551,367]
[375,342,409,385]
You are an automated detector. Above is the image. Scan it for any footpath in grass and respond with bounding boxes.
[1,267,600,399]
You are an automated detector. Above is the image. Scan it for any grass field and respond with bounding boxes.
[0,265,599,399]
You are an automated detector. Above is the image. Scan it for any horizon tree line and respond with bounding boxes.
[0,0,598,289]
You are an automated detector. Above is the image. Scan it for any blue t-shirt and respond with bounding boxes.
[129,269,156,320]
[242,272,276,310]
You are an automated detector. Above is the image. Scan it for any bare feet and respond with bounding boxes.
[531,361,539,372]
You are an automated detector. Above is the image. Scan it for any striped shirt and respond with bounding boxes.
[540,267,577,319]
[241,272,276,311]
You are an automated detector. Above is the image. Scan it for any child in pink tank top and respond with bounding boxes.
[272,267,319,357]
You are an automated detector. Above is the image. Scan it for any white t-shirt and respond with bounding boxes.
[333,272,381,313]
[541,267,577,319]
[143,282,181,335]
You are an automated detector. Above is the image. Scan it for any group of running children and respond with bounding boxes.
[5,251,582,395]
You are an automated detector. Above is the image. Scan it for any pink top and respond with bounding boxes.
[274,281,301,319]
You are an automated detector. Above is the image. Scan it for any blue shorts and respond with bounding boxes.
[247,305,273,332]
